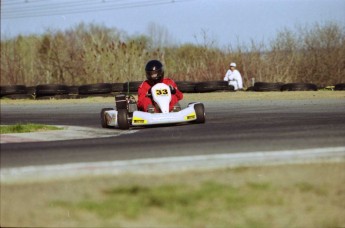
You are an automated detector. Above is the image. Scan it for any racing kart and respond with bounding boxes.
[100,83,206,129]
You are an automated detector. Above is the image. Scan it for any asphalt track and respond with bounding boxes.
[1,98,345,169]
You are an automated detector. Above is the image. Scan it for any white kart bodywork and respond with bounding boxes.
[105,104,199,127]
[104,83,201,128]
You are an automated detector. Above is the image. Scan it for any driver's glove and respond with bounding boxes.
[169,85,176,94]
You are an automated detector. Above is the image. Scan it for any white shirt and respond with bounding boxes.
[223,69,243,90]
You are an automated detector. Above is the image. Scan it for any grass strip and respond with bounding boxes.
[1,91,344,105]
[0,123,62,134]
[53,181,277,222]
[2,162,344,227]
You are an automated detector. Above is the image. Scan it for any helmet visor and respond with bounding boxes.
[147,69,162,79]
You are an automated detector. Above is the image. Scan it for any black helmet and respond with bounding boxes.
[145,60,164,84]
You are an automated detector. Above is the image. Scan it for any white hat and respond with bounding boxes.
[230,62,236,67]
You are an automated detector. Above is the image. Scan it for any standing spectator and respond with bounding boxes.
[223,62,243,90]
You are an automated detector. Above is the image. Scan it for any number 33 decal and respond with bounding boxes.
[155,89,168,95]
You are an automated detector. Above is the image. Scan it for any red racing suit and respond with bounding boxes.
[137,78,183,112]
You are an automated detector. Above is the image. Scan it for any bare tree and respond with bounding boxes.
[146,22,174,49]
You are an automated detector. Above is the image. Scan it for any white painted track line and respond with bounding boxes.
[1,147,344,183]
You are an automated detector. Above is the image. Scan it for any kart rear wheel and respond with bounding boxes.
[194,103,205,123]
[118,109,130,130]
[101,108,113,128]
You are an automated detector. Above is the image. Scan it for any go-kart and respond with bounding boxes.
[100,83,205,129]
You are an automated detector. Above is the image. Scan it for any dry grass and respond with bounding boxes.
[1,162,344,227]
[0,123,62,134]
[1,22,344,87]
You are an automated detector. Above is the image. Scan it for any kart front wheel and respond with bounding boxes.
[118,109,130,130]
[194,103,206,123]
[101,108,113,128]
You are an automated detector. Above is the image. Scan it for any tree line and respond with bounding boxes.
[1,22,344,88]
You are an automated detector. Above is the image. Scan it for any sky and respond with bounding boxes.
[1,0,345,47]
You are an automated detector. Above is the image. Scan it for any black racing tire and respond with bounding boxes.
[194,103,206,123]
[78,83,112,95]
[36,84,69,97]
[281,83,318,91]
[27,86,36,96]
[101,108,114,128]
[117,109,130,130]
[334,83,345,91]
[0,85,27,97]
[115,94,128,110]
[123,81,142,93]
[254,82,283,92]
[175,81,197,93]
[68,86,79,95]
[112,83,125,92]
[195,81,234,93]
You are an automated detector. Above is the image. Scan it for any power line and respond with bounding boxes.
[1,0,192,19]
[1,0,47,6]
[1,0,181,18]
[3,0,128,12]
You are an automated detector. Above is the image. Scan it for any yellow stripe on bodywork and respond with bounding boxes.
[132,116,148,124]
[185,112,196,120]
